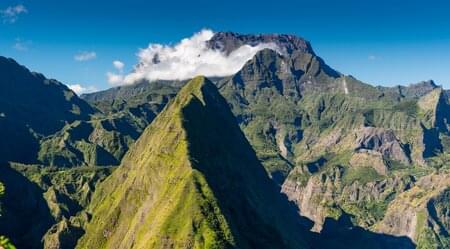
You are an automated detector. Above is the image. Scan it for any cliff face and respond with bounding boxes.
[282,165,414,231]
[375,174,450,248]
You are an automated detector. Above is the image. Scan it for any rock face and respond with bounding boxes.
[353,127,411,165]
[77,77,310,249]
[282,165,414,231]
[207,32,314,55]
[376,174,450,248]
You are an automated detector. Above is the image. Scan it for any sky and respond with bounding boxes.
[1,0,450,94]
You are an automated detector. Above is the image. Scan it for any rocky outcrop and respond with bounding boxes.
[378,80,439,99]
[354,127,411,165]
[207,32,313,55]
[282,164,415,231]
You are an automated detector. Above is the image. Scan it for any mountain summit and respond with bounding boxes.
[207,31,314,55]
[77,76,310,249]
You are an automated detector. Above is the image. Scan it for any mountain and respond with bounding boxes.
[0,56,96,164]
[77,76,310,249]
[0,163,114,249]
[80,31,450,248]
[377,80,439,99]
[0,31,449,249]
[83,33,447,181]
[0,56,161,167]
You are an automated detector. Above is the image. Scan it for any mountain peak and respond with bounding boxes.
[78,76,309,249]
[207,31,313,55]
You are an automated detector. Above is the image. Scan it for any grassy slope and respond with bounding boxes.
[77,76,309,249]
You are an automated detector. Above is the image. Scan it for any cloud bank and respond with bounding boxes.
[1,4,27,23]
[74,51,97,61]
[107,29,280,86]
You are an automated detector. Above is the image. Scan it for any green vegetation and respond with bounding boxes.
[341,200,390,227]
[1,34,450,249]
[78,76,308,249]
[342,167,384,185]
[0,235,16,249]
[0,164,114,248]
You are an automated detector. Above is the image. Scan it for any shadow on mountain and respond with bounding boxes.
[0,164,54,249]
[181,92,415,248]
[181,83,314,248]
[0,119,40,164]
[179,81,414,249]
[422,126,443,158]
[312,214,416,249]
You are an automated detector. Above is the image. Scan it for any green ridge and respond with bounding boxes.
[77,76,309,249]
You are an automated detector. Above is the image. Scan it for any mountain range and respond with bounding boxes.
[0,31,449,249]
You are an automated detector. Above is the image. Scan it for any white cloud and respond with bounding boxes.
[106,72,125,86]
[68,84,97,95]
[108,29,281,86]
[368,55,377,61]
[1,4,27,23]
[74,51,97,61]
[113,60,124,72]
[13,38,31,51]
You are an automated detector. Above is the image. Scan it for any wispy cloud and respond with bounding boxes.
[13,38,31,51]
[113,60,124,72]
[106,72,125,86]
[74,51,97,61]
[1,4,27,24]
[68,84,97,95]
[368,55,377,61]
[107,29,281,86]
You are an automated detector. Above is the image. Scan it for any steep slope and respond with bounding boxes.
[0,56,96,164]
[0,56,166,167]
[77,76,310,249]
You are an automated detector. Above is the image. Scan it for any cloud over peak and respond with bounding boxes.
[74,51,97,61]
[1,4,27,23]
[107,29,280,86]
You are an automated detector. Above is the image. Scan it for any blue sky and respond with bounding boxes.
[1,0,450,93]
